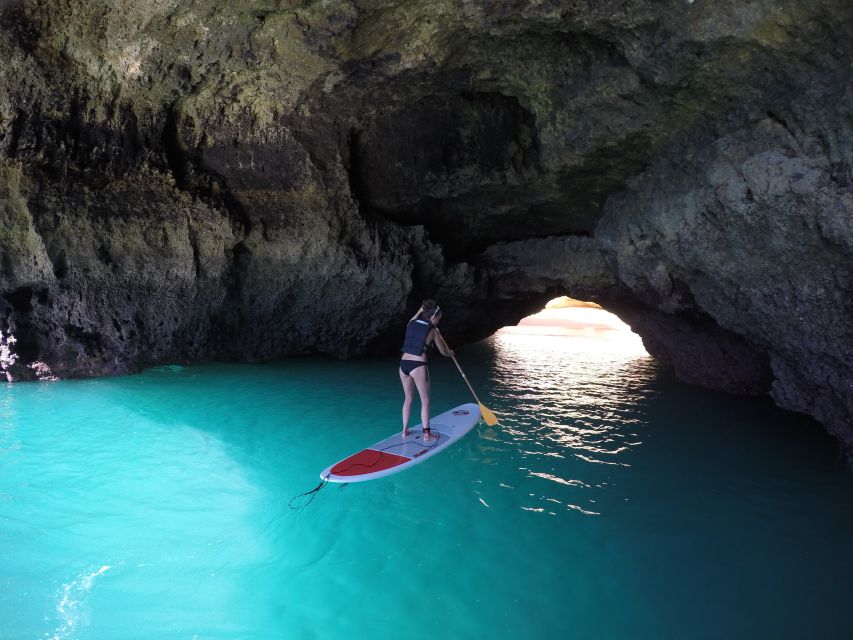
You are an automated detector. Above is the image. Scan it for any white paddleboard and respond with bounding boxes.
[320,403,481,482]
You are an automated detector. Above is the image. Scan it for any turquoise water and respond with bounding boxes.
[2,331,853,639]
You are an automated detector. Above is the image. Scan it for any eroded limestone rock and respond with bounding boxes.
[0,0,851,444]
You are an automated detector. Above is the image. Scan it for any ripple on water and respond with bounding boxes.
[45,565,110,640]
[482,330,658,516]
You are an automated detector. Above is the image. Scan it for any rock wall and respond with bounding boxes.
[0,1,851,443]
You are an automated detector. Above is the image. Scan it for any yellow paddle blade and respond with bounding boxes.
[479,402,499,426]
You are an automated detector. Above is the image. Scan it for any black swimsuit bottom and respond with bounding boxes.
[399,359,427,376]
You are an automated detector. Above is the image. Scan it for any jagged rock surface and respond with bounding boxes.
[0,1,851,443]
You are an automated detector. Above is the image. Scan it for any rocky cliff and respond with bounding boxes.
[0,1,851,443]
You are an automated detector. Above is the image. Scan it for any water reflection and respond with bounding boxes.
[484,326,659,517]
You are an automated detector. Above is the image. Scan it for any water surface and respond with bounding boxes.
[1,331,852,639]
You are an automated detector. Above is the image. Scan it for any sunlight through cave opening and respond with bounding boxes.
[497,296,649,358]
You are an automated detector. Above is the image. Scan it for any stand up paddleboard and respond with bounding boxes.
[320,403,481,483]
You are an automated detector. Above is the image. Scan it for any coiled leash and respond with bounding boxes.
[289,475,330,509]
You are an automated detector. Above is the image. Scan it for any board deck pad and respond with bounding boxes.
[330,450,410,476]
[320,403,481,482]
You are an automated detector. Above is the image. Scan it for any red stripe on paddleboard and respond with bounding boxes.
[331,449,411,476]
[330,449,411,477]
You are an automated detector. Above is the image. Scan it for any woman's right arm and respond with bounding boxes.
[431,330,454,357]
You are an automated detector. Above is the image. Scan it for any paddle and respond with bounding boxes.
[434,328,499,426]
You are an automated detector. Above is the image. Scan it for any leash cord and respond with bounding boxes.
[289,476,330,509]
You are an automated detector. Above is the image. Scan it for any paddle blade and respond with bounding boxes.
[479,403,499,426]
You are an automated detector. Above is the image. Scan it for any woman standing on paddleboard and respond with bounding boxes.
[400,299,454,441]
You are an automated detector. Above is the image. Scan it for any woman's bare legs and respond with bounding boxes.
[410,366,432,440]
[400,367,415,436]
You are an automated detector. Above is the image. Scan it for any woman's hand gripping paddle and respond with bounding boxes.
[434,329,499,426]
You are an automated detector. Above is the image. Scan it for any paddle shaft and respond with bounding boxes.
[434,330,485,406]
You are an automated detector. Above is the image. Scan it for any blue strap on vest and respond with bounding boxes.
[401,320,431,355]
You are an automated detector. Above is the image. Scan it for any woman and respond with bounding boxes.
[400,299,454,441]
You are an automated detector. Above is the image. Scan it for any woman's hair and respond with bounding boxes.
[420,299,442,321]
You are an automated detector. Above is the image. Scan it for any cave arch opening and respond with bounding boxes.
[497,296,648,358]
